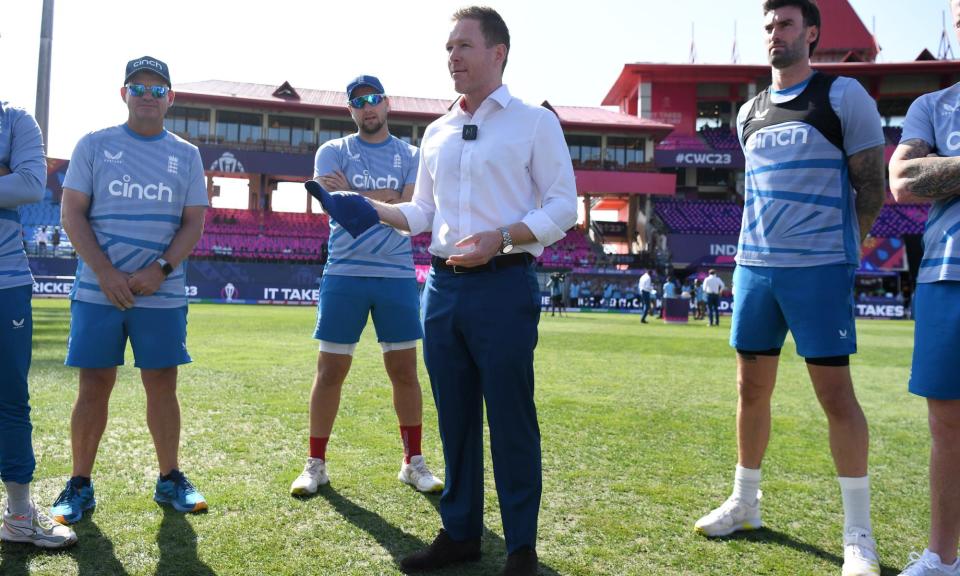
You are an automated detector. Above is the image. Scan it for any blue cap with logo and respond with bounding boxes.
[124,56,171,87]
[346,75,385,99]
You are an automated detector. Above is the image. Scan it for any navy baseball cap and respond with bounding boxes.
[346,75,385,99]
[124,56,171,86]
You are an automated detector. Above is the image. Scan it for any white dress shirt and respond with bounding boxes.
[703,274,725,294]
[638,273,653,294]
[397,85,578,258]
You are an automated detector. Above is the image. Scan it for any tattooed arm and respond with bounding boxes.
[889,138,960,203]
[848,145,887,242]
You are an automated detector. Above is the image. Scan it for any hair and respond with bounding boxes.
[762,0,821,56]
[452,6,510,71]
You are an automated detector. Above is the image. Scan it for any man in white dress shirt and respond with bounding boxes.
[367,7,577,575]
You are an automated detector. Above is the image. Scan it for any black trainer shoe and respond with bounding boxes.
[500,547,538,576]
[400,529,481,573]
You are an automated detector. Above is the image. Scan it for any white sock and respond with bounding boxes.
[732,464,761,503]
[3,481,32,516]
[838,475,871,534]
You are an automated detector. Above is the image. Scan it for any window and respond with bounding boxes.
[566,135,601,168]
[216,111,262,143]
[605,137,645,170]
[392,124,414,144]
[318,120,356,145]
[696,101,732,131]
[165,107,210,139]
[268,115,314,146]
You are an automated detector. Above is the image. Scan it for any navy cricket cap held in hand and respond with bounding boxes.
[346,75,385,99]
[125,56,171,86]
[304,180,379,238]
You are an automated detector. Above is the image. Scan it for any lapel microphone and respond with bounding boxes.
[462,125,478,141]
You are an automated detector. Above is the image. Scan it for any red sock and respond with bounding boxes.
[309,436,329,460]
[399,425,422,464]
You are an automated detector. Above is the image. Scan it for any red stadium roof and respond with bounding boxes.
[175,80,673,136]
[814,0,879,62]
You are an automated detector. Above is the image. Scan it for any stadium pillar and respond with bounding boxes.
[627,195,638,254]
[583,194,592,229]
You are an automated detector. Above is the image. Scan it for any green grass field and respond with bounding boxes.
[0,300,930,575]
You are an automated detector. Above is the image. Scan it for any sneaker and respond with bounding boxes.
[899,550,960,576]
[398,455,444,493]
[400,529,481,573]
[694,493,762,537]
[153,470,207,513]
[49,480,96,525]
[843,528,880,576]
[290,457,329,496]
[1,502,77,549]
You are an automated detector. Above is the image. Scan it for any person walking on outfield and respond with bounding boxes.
[702,269,725,326]
[692,2,887,575]
[52,56,209,524]
[0,100,77,548]
[638,269,654,323]
[367,7,577,575]
[289,74,443,497]
[889,2,960,573]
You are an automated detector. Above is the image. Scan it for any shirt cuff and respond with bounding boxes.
[522,210,566,248]
[397,203,430,236]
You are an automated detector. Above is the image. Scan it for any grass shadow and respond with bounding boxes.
[317,485,427,568]
[0,516,130,576]
[724,527,901,576]
[155,506,216,576]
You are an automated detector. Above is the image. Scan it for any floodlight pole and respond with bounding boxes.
[35,0,54,153]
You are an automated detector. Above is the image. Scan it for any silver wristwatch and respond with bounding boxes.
[497,227,514,254]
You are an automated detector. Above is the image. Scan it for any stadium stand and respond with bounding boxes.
[699,127,741,151]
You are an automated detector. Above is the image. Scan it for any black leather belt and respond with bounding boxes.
[431,253,533,274]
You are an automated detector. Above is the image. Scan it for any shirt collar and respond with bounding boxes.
[456,84,512,115]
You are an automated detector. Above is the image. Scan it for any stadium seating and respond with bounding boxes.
[657,134,710,151]
[883,126,903,146]
[699,127,741,151]
[654,198,930,237]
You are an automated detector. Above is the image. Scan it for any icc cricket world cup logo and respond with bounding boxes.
[222,283,238,302]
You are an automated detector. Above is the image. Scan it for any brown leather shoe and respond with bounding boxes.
[500,547,538,576]
[400,529,481,573]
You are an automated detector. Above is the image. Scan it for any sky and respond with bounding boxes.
[3,0,958,160]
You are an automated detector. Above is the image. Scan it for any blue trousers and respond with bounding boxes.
[640,291,652,321]
[0,285,35,484]
[707,293,721,325]
[421,262,542,553]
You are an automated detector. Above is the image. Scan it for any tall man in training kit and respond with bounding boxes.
[0,99,77,548]
[52,56,209,523]
[692,3,887,576]
[289,74,443,496]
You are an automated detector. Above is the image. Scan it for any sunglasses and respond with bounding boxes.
[348,93,386,109]
[126,83,170,98]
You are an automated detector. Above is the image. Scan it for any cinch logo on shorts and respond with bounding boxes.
[108,175,174,202]
[352,171,400,191]
[747,126,810,150]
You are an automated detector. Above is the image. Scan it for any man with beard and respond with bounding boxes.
[693,2,887,575]
[289,75,443,496]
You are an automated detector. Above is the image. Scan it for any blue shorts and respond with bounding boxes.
[66,301,192,369]
[910,282,960,399]
[730,264,857,358]
[313,275,423,344]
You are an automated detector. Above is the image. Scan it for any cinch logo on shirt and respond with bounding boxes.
[945,131,960,151]
[108,175,174,202]
[351,171,400,191]
[747,126,810,150]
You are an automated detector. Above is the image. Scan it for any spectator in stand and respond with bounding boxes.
[703,269,725,326]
